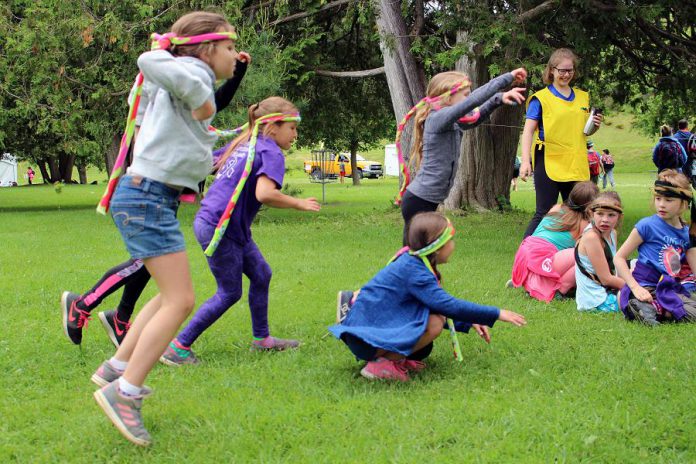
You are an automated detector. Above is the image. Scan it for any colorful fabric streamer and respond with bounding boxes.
[96,30,239,215]
[387,218,463,361]
[394,80,479,205]
[203,112,301,257]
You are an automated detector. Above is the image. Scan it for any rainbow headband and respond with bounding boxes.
[653,180,693,202]
[96,30,240,215]
[204,112,301,257]
[389,218,462,361]
[394,80,479,205]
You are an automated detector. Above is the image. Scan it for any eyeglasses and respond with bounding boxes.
[553,67,575,76]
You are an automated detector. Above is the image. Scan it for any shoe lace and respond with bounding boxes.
[114,313,131,332]
[75,306,91,329]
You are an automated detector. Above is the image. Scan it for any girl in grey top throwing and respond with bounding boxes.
[398,69,527,243]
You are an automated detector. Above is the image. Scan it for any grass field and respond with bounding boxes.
[2,166,695,462]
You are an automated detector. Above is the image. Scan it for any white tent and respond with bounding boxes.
[384,144,399,176]
[0,153,18,187]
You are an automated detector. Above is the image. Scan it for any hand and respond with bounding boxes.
[472,324,491,344]
[498,309,527,327]
[502,87,526,106]
[592,112,603,127]
[632,286,653,303]
[510,68,527,85]
[519,161,533,181]
[300,197,321,211]
[191,100,215,120]
[238,51,252,64]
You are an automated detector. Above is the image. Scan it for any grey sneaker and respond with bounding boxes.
[505,279,514,289]
[90,361,152,396]
[336,290,355,323]
[94,380,151,446]
[251,336,300,351]
[159,342,200,366]
[626,299,660,326]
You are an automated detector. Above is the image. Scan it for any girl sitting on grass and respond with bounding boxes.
[329,212,526,382]
[574,192,624,312]
[615,169,696,325]
[510,181,599,302]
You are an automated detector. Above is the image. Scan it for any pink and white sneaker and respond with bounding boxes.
[399,359,427,373]
[251,336,300,351]
[360,358,410,382]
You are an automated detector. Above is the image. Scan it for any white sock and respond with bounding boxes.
[118,377,142,396]
[109,357,128,371]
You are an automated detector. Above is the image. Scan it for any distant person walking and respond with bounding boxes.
[586,141,602,185]
[519,48,603,238]
[673,119,693,176]
[600,149,615,189]
[26,166,35,185]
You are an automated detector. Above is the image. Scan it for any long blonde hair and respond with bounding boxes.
[547,181,599,235]
[542,48,580,85]
[215,96,298,169]
[409,71,471,170]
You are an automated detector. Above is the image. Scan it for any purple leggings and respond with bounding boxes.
[177,219,272,346]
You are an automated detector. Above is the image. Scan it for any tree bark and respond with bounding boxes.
[58,153,75,183]
[46,157,60,183]
[349,138,361,185]
[444,32,524,211]
[374,0,426,182]
[77,164,87,184]
[37,160,50,184]
[104,133,120,176]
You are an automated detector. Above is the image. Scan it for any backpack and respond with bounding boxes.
[588,151,601,176]
[688,134,696,160]
[653,138,686,171]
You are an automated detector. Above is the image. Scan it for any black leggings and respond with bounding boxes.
[523,145,577,238]
[75,259,151,322]
[400,190,439,246]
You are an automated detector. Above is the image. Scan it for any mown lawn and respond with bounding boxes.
[1,168,694,462]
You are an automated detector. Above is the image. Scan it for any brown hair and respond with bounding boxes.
[170,12,235,59]
[660,124,672,137]
[407,212,450,279]
[409,71,471,170]
[547,181,599,235]
[591,191,623,234]
[542,48,580,85]
[654,169,695,239]
[215,96,298,169]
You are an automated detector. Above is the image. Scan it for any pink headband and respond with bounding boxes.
[150,30,238,51]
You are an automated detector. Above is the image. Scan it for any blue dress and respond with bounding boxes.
[329,254,500,356]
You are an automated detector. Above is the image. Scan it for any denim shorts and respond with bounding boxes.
[110,175,185,259]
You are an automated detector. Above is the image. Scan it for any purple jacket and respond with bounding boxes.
[619,261,690,320]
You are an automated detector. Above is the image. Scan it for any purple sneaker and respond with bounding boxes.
[251,336,300,351]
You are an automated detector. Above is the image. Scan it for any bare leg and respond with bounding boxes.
[120,251,195,386]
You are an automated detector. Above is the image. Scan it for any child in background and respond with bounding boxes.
[510,181,599,302]
[160,97,320,365]
[329,212,526,382]
[397,68,527,243]
[26,167,35,185]
[600,149,615,189]
[615,169,696,325]
[586,141,602,185]
[339,159,346,184]
[61,52,252,348]
[90,12,239,446]
[574,192,624,312]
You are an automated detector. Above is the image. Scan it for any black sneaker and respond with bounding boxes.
[626,299,660,326]
[61,291,90,344]
[99,310,130,348]
[336,290,356,323]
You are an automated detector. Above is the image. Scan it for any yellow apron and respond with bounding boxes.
[529,87,590,182]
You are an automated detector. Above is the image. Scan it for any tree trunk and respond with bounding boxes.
[77,164,87,184]
[349,138,361,185]
[444,32,524,211]
[46,157,60,183]
[37,160,50,184]
[104,133,121,176]
[58,153,75,183]
[375,0,426,181]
